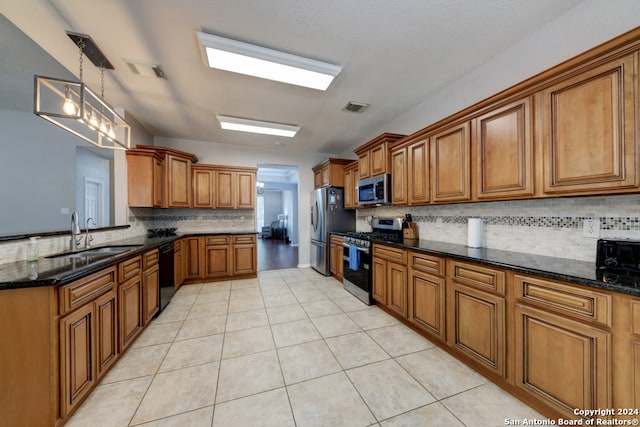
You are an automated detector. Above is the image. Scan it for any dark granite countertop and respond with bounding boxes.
[335,233,640,298]
[0,231,257,290]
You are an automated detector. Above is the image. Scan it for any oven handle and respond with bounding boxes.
[342,243,370,254]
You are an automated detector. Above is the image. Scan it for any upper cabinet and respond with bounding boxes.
[430,122,471,203]
[127,146,256,210]
[127,146,196,208]
[343,160,360,210]
[473,97,534,200]
[312,158,352,189]
[540,54,638,196]
[354,133,406,179]
[391,137,429,206]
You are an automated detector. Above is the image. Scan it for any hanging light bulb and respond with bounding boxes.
[99,116,108,134]
[107,122,116,140]
[62,87,77,115]
[88,109,99,130]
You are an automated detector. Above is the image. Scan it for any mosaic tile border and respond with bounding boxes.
[357,215,640,231]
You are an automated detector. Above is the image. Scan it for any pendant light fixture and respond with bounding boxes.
[34,31,131,150]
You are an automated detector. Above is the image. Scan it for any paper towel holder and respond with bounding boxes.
[467,217,483,248]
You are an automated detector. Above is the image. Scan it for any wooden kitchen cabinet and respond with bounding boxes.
[431,122,471,203]
[513,274,611,419]
[127,146,196,208]
[215,167,256,209]
[191,164,216,208]
[126,148,164,207]
[329,234,344,281]
[474,97,534,200]
[446,260,506,377]
[142,249,159,325]
[312,158,352,189]
[391,137,429,206]
[173,238,185,288]
[408,251,446,340]
[94,289,118,380]
[372,244,407,317]
[118,256,143,352]
[354,133,406,179]
[184,236,204,280]
[343,161,359,209]
[541,54,638,196]
[204,235,232,278]
[233,235,257,276]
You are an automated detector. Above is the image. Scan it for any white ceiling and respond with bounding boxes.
[1,0,586,155]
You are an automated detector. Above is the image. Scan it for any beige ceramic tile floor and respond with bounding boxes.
[66,267,543,427]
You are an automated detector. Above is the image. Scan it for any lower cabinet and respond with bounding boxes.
[233,235,257,275]
[407,251,446,340]
[329,234,344,281]
[446,260,506,377]
[184,236,204,280]
[94,289,118,380]
[142,249,160,325]
[372,244,407,317]
[118,256,143,352]
[190,234,258,282]
[204,236,232,278]
[174,239,185,288]
[513,273,611,419]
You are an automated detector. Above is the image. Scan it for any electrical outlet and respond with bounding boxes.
[435,217,443,228]
[582,219,600,239]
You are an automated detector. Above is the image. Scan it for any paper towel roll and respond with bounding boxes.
[467,218,483,248]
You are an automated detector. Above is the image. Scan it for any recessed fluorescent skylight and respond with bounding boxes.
[197,32,342,91]
[216,115,300,138]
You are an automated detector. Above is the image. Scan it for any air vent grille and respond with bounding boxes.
[126,61,166,79]
[342,101,369,113]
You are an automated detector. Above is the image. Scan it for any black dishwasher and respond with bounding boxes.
[158,242,175,312]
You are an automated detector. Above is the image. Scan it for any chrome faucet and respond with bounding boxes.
[70,211,82,251]
[85,217,96,248]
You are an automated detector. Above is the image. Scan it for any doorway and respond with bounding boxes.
[256,164,299,271]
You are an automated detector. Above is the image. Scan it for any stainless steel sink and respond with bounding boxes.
[46,245,143,259]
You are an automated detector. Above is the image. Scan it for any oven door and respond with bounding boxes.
[342,244,373,305]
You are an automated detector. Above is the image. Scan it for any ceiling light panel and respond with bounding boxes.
[216,115,300,137]
[197,32,342,91]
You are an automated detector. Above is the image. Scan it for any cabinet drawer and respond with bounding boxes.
[409,251,444,277]
[514,274,611,327]
[448,260,505,295]
[330,234,344,245]
[206,236,230,246]
[143,249,159,270]
[372,244,406,264]
[59,266,116,315]
[233,235,256,245]
[119,255,142,282]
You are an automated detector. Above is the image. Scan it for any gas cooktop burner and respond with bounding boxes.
[345,231,403,242]
[147,228,177,238]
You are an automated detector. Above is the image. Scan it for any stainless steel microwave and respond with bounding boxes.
[357,174,391,205]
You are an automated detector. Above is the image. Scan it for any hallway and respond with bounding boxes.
[258,237,298,271]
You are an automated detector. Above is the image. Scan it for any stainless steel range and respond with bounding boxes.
[342,217,404,304]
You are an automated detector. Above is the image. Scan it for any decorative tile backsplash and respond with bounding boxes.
[358,194,640,262]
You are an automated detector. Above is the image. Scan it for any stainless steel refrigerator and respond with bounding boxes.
[310,187,355,275]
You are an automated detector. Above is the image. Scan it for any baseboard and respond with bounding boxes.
[297,263,311,268]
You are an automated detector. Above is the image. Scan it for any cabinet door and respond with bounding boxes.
[119,276,142,352]
[174,247,184,289]
[391,148,407,205]
[447,281,505,377]
[233,244,257,275]
[329,242,338,276]
[337,245,344,279]
[142,264,159,325]
[408,269,445,340]
[387,261,407,317]
[204,244,232,278]
[372,257,387,304]
[192,168,215,208]
[431,122,471,202]
[514,304,610,418]
[167,154,191,208]
[59,303,94,417]
[475,98,533,200]
[321,165,330,187]
[343,168,354,209]
[153,156,163,207]
[408,139,429,204]
[236,171,256,209]
[216,170,234,208]
[358,151,370,179]
[370,144,387,176]
[542,55,637,195]
[313,170,322,189]
[184,237,203,280]
[94,289,118,379]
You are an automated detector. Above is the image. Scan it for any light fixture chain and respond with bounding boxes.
[100,66,105,98]
[78,39,85,81]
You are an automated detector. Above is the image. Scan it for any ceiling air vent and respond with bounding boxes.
[342,101,369,113]
[126,61,167,79]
